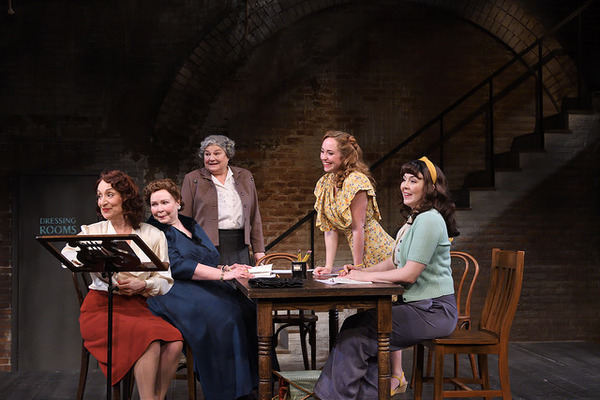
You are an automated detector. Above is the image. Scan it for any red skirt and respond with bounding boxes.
[80,290,182,385]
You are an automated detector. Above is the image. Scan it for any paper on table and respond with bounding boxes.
[251,273,276,278]
[248,264,276,278]
[317,276,373,285]
[249,264,272,274]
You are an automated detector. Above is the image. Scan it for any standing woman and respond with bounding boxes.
[313,157,459,400]
[313,130,395,275]
[181,135,265,265]
[144,179,259,400]
[62,170,183,400]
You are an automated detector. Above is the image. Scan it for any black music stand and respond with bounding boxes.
[36,234,168,400]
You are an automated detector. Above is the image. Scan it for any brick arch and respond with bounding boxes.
[155,0,575,138]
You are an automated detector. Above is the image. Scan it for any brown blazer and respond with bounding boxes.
[180,166,265,253]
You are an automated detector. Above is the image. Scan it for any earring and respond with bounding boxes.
[177,204,181,210]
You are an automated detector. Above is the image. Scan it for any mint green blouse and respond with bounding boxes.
[394,209,454,302]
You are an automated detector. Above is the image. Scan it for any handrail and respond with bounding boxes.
[264,1,593,252]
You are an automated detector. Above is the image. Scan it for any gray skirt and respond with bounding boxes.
[217,229,251,265]
[314,294,457,400]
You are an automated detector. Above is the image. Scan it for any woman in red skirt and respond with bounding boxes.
[63,170,183,400]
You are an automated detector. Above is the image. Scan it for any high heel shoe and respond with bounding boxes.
[391,372,408,395]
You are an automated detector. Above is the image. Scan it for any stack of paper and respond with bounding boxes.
[317,276,372,285]
[248,264,274,278]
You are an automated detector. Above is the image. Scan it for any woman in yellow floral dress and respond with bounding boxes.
[313,130,394,273]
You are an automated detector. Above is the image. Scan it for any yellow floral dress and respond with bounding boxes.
[314,171,394,267]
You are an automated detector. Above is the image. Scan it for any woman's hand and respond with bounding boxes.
[338,263,363,277]
[115,278,146,296]
[345,269,370,281]
[313,266,333,276]
[222,263,254,280]
[253,252,266,264]
[224,267,254,280]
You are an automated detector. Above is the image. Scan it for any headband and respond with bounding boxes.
[418,156,437,184]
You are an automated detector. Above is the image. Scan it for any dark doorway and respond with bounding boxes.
[14,172,98,371]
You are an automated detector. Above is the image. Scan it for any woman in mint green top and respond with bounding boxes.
[314,157,459,400]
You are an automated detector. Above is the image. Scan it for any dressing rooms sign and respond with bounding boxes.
[39,216,78,235]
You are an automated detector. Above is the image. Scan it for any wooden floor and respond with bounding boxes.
[1,341,598,399]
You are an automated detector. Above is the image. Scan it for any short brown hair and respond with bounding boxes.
[143,178,184,209]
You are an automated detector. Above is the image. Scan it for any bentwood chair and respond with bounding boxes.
[255,253,318,370]
[410,251,480,387]
[414,248,525,400]
[72,272,197,400]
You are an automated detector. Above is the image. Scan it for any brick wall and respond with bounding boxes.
[1,0,596,372]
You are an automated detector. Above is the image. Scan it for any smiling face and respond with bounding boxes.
[320,137,343,173]
[96,180,124,222]
[203,144,229,176]
[400,172,426,210]
[149,189,179,226]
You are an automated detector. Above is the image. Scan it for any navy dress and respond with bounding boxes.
[147,215,258,400]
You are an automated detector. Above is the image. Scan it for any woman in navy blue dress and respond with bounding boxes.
[143,178,258,400]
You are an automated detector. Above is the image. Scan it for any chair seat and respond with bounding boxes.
[428,328,499,346]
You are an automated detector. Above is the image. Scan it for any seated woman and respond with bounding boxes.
[143,178,259,400]
[62,170,183,400]
[313,157,460,400]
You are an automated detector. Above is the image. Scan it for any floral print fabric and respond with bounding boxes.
[314,172,394,267]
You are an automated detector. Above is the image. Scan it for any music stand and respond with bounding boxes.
[36,234,168,400]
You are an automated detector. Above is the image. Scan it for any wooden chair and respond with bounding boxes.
[174,343,197,400]
[414,248,525,400]
[72,272,134,400]
[410,250,480,387]
[256,252,318,370]
[72,272,197,400]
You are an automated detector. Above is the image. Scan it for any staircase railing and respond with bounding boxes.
[265,0,594,257]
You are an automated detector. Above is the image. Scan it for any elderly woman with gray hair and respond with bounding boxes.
[181,135,266,265]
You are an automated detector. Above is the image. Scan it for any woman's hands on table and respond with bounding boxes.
[223,263,255,280]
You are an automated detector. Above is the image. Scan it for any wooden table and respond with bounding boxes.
[235,274,404,400]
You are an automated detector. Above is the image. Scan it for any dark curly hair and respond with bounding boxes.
[95,170,144,229]
[143,178,184,210]
[399,159,459,238]
[322,130,375,189]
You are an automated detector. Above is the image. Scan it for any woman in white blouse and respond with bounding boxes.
[63,170,182,400]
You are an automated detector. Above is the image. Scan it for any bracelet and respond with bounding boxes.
[220,265,226,281]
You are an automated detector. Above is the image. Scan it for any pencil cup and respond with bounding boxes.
[291,261,307,279]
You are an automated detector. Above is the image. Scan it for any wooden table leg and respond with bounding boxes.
[328,308,339,350]
[257,301,273,400]
[377,298,392,400]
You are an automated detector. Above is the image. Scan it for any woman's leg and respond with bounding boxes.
[156,340,184,400]
[313,311,380,400]
[133,341,161,400]
[390,350,408,393]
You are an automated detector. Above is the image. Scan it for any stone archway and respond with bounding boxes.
[155,0,576,149]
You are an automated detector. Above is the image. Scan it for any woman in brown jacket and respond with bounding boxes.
[181,135,265,265]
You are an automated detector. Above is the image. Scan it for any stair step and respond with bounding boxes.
[567,109,595,115]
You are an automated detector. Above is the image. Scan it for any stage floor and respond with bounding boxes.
[1,341,599,399]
